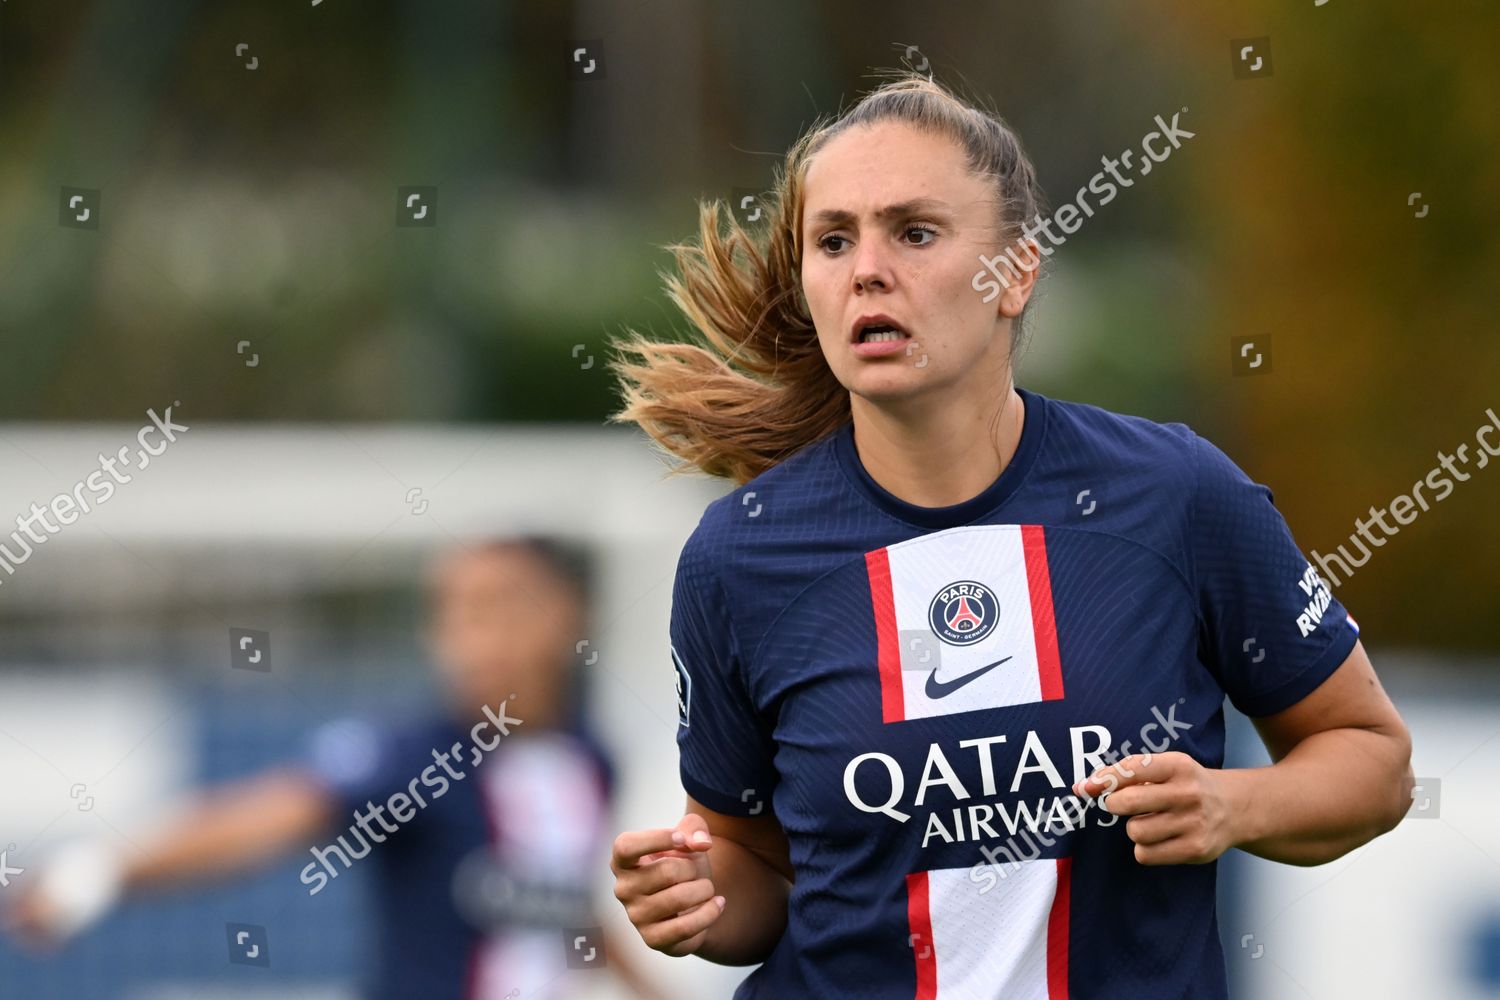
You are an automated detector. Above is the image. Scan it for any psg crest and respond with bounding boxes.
[927,580,999,646]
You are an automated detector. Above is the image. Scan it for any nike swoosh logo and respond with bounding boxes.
[925,656,1013,699]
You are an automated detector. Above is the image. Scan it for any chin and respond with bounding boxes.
[851,369,942,404]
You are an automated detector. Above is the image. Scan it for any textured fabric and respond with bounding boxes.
[304,711,614,1000]
[671,385,1357,999]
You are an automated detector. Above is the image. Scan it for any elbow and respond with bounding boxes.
[1344,724,1414,851]
[1380,725,1417,834]
[1272,725,1414,867]
[1387,759,1417,832]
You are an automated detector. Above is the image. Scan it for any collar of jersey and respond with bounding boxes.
[832,385,1047,530]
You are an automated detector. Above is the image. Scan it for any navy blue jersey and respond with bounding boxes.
[671,385,1359,999]
[303,708,614,1000]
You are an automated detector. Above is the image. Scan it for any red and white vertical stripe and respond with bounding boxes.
[906,857,1072,999]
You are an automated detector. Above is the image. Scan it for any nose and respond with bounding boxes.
[851,239,893,293]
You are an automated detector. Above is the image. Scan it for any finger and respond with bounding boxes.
[612,828,685,871]
[673,812,714,852]
[1096,781,1182,818]
[1092,755,1170,791]
[614,855,700,899]
[1131,833,1215,866]
[638,847,690,866]
[1074,752,1180,797]
[1125,811,1185,847]
[641,894,725,954]
[626,877,716,926]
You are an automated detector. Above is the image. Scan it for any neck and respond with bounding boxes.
[848,374,1024,510]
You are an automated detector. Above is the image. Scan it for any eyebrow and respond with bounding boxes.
[806,198,953,230]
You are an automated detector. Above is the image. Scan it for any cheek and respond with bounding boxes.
[800,270,841,339]
[800,262,828,309]
[926,256,991,324]
[924,247,979,296]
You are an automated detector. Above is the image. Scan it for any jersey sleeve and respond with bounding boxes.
[671,526,779,816]
[1188,431,1359,717]
[302,715,413,816]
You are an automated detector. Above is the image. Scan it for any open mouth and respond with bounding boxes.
[852,317,911,343]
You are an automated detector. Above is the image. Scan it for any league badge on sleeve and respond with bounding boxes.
[670,645,692,727]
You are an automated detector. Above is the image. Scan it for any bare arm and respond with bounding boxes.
[684,794,791,966]
[1072,640,1412,869]
[120,767,337,890]
[1233,640,1414,865]
[5,767,336,947]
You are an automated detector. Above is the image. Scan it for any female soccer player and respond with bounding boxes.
[5,538,665,1000]
[606,72,1414,998]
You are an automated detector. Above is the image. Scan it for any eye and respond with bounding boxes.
[815,224,936,255]
[903,224,937,246]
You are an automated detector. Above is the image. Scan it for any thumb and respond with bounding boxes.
[671,812,714,852]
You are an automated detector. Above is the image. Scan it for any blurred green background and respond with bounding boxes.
[0,0,1495,651]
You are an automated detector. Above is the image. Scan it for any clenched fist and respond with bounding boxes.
[611,812,727,956]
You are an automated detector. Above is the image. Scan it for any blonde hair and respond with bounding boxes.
[607,70,1047,485]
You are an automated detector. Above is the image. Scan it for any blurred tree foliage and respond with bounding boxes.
[0,0,1493,649]
[1157,0,1500,654]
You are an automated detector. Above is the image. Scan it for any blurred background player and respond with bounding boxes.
[3,535,668,1000]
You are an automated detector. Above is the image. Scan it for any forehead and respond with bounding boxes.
[802,121,981,219]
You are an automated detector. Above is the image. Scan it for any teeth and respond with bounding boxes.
[859,324,905,342]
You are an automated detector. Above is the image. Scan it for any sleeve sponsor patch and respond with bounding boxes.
[671,643,692,727]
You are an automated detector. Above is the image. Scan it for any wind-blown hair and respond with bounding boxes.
[608,70,1047,485]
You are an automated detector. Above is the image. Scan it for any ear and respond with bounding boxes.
[997,237,1041,319]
